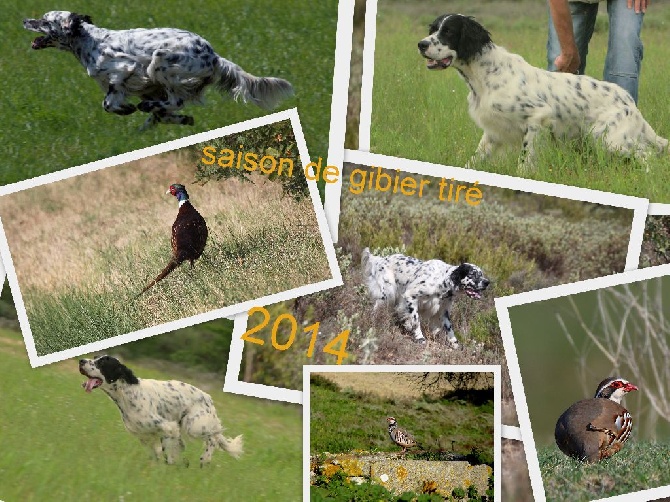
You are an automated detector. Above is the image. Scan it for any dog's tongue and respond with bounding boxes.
[82,378,102,393]
[426,57,452,70]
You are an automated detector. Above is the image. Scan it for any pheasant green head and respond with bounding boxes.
[167,183,189,202]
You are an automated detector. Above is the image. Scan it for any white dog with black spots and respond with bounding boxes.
[79,355,243,467]
[417,14,668,170]
[23,11,293,129]
[361,248,490,348]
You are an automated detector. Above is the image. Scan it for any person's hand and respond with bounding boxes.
[628,0,650,13]
[554,48,581,74]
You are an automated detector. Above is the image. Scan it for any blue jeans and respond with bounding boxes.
[547,0,644,103]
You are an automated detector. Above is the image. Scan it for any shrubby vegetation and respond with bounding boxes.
[244,167,634,424]
[192,120,309,201]
[640,215,670,267]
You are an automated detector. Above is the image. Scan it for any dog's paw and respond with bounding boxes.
[137,100,157,113]
[116,104,137,115]
[414,337,427,345]
[517,156,538,175]
[139,115,159,131]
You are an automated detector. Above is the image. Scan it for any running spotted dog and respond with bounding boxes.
[24,11,293,129]
[79,355,243,467]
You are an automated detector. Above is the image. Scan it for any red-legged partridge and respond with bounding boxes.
[555,377,638,462]
[387,416,417,453]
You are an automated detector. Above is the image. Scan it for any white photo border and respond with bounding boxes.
[322,0,356,241]
[0,109,343,368]
[302,364,502,501]
[648,203,670,216]
[496,263,670,502]
[224,148,648,439]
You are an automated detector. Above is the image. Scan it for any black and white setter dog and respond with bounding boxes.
[24,11,293,129]
[417,14,668,170]
[361,248,490,348]
[79,355,243,466]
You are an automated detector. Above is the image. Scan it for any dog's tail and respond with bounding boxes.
[215,433,244,459]
[361,247,395,307]
[216,58,293,110]
[637,117,669,154]
[361,247,373,276]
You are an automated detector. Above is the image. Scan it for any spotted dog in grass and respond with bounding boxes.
[361,248,490,348]
[417,14,668,170]
[79,355,243,466]
[23,11,293,129]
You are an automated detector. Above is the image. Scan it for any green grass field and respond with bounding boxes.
[309,373,494,459]
[370,0,670,201]
[0,0,338,185]
[539,442,670,501]
[0,149,333,355]
[309,373,495,500]
[0,328,302,501]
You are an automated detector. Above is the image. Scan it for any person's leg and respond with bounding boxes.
[605,0,644,103]
[548,1,599,74]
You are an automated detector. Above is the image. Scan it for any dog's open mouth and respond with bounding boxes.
[465,287,483,300]
[81,377,103,392]
[31,36,51,50]
[79,367,103,392]
[426,56,452,70]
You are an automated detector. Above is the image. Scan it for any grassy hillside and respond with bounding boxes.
[0,328,302,501]
[370,0,670,201]
[309,373,494,459]
[0,149,331,355]
[539,443,670,501]
[1,0,338,185]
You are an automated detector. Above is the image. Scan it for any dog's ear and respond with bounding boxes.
[98,356,139,385]
[450,263,471,283]
[457,16,492,63]
[428,14,449,35]
[69,13,92,36]
[116,364,139,385]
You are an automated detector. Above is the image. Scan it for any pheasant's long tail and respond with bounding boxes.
[137,259,180,297]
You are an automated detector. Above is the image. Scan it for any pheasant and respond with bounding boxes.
[554,377,638,463]
[387,416,418,454]
[139,184,208,295]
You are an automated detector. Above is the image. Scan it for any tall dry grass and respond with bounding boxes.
[0,150,332,354]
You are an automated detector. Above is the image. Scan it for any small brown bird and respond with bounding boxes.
[139,184,208,295]
[554,377,638,463]
[387,416,418,453]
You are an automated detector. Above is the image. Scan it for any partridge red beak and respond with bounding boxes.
[625,383,639,392]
